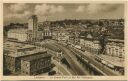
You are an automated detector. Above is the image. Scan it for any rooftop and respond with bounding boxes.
[21,53,51,61]
[4,48,47,57]
[8,28,28,34]
[4,41,35,50]
[108,39,124,43]
[4,41,47,57]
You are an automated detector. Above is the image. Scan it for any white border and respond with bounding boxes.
[0,0,127,80]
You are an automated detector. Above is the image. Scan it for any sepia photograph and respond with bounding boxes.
[3,2,125,77]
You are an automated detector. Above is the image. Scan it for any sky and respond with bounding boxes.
[3,3,124,25]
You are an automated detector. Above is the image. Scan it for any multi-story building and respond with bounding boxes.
[79,33,94,51]
[7,28,28,42]
[40,21,52,40]
[28,15,38,41]
[4,42,36,73]
[52,31,58,40]
[57,30,69,43]
[7,15,40,42]
[106,39,124,58]
[69,32,76,44]
[7,15,46,42]
[43,27,52,39]
[99,19,124,28]
[21,52,52,75]
[79,37,124,58]
[3,41,52,75]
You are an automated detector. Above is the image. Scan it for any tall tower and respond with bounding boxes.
[28,15,38,41]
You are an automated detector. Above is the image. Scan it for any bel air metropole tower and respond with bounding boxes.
[28,15,38,42]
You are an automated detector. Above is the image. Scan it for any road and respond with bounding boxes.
[38,42,76,75]
[41,41,89,75]
[28,40,120,76]
[52,60,72,75]
[52,43,90,75]
[69,45,120,76]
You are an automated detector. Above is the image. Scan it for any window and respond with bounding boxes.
[26,72,28,74]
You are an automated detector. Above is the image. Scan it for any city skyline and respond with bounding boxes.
[4,3,124,25]
[3,2,125,76]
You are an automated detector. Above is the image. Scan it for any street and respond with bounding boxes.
[69,45,121,76]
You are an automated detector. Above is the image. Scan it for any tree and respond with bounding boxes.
[98,28,108,54]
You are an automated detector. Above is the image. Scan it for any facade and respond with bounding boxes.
[21,53,52,75]
[79,33,94,52]
[28,15,38,41]
[7,29,28,42]
[69,33,76,44]
[81,38,95,52]
[79,37,124,58]
[106,39,124,58]
[37,30,44,41]
[43,28,52,39]
[57,30,69,43]
[7,15,40,42]
[52,31,58,40]
[99,19,124,27]
[27,30,33,42]
[7,15,54,42]
[3,41,48,74]
[4,52,21,73]
[43,22,52,39]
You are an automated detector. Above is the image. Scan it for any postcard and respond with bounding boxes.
[0,0,127,80]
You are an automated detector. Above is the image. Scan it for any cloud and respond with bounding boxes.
[4,3,124,25]
[4,3,65,24]
[57,5,65,12]
[4,10,32,25]
[86,4,120,14]
[34,4,50,16]
[34,4,65,21]
[34,4,65,16]
[10,3,28,13]
[6,11,31,19]
[76,6,85,12]
[4,3,31,22]
[86,4,100,14]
